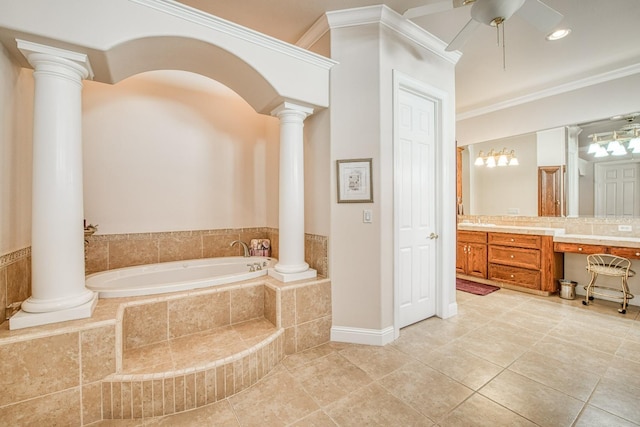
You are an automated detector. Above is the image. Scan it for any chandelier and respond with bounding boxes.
[587,123,640,158]
[474,148,519,167]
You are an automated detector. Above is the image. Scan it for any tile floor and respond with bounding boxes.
[94,289,640,426]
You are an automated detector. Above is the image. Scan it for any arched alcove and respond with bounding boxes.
[103,36,280,114]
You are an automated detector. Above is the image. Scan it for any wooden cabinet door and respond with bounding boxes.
[467,242,487,278]
[456,241,467,275]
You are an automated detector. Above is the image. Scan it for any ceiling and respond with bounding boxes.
[177,0,640,116]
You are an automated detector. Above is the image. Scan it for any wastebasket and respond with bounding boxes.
[559,279,577,300]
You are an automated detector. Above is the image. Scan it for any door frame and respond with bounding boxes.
[392,70,457,340]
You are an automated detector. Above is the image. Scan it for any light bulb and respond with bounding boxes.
[508,157,519,166]
[587,142,600,154]
[594,146,609,158]
[474,156,484,166]
[607,140,622,152]
[497,154,508,166]
[486,156,496,168]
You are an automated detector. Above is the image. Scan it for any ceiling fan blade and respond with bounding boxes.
[403,0,467,19]
[445,18,480,51]
[515,0,563,33]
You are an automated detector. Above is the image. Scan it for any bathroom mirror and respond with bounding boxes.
[460,112,640,217]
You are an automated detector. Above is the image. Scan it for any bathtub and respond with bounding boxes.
[86,256,275,298]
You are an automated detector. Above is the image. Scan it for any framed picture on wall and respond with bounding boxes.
[336,158,373,203]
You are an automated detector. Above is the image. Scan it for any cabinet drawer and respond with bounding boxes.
[609,247,640,259]
[489,233,541,249]
[489,263,540,290]
[553,242,607,255]
[488,246,540,269]
[458,231,487,244]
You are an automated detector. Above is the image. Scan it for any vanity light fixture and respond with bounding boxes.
[588,124,640,158]
[474,148,518,167]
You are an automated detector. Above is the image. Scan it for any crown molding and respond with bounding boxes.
[457,62,640,121]
[129,0,336,69]
[297,4,461,65]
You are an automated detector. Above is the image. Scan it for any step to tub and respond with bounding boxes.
[101,318,284,419]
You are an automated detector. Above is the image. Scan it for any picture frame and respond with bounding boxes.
[336,158,373,203]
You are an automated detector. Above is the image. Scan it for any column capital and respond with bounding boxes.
[17,39,94,80]
[271,101,314,119]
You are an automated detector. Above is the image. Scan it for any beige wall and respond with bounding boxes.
[466,133,538,216]
[82,70,280,235]
[0,45,32,255]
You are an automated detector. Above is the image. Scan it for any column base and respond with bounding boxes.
[268,268,317,283]
[9,292,98,330]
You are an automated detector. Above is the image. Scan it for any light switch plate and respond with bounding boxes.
[363,209,372,223]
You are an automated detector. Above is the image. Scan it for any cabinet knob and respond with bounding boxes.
[510,238,515,242]
[636,252,640,257]
[510,274,514,278]
[578,247,583,251]
[510,255,514,258]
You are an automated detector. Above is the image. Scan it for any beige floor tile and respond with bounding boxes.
[229,370,319,426]
[289,409,337,426]
[378,361,473,421]
[589,378,640,424]
[338,344,412,380]
[605,357,640,389]
[480,370,584,427]
[574,405,639,427]
[532,336,614,376]
[615,339,640,364]
[439,393,537,427]
[508,351,600,401]
[282,343,340,371]
[419,343,503,390]
[479,320,545,347]
[453,331,529,367]
[144,400,239,426]
[548,321,624,354]
[291,352,373,407]
[495,309,561,334]
[326,383,432,426]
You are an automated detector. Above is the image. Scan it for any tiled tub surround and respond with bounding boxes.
[0,276,331,424]
[84,227,328,277]
[0,247,31,322]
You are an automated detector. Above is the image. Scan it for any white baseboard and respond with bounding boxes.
[331,325,396,346]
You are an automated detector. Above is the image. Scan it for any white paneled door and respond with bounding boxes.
[397,87,437,328]
[595,162,640,217]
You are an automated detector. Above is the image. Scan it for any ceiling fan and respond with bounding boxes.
[404,0,564,53]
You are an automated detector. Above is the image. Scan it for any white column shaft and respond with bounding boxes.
[273,104,312,274]
[21,52,94,312]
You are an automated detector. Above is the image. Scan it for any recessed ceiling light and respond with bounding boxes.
[546,28,571,41]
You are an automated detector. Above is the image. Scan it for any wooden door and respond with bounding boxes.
[538,166,564,217]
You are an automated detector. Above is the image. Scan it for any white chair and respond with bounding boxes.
[583,254,635,314]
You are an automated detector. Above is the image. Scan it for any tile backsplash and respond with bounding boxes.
[458,215,640,237]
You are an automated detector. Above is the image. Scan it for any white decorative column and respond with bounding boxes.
[566,125,582,217]
[10,41,98,330]
[269,102,317,282]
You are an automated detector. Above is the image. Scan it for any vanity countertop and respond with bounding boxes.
[457,223,564,236]
[553,234,640,249]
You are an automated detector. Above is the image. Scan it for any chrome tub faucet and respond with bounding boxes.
[231,240,250,257]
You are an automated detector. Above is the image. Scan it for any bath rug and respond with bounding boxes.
[456,278,500,296]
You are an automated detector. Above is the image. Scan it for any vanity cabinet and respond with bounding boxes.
[554,242,640,259]
[488,232,562,294]
[456,231,487,279]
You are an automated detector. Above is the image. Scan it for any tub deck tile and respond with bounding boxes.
[121,317,278,376]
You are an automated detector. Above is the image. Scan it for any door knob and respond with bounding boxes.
[429,232,439,240]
